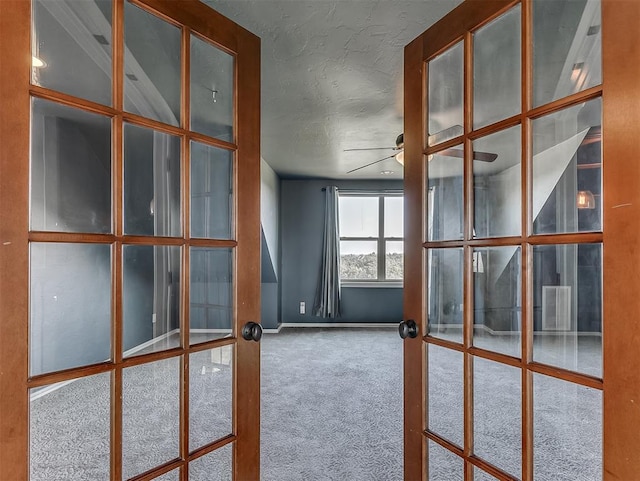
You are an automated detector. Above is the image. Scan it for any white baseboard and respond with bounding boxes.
[30,379,77,402]
[432,323,602,337]
[263,324,283,334]
[280,322,397,329]
[122,329,179,357]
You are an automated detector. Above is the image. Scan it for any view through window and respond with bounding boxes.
[338,192,403,282]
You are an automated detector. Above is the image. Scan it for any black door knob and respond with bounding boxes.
[242,321,263,342]
[398,320,418,339]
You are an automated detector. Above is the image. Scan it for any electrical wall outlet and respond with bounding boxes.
[300,301,306,314]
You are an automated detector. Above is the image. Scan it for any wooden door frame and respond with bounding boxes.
[0,0,261,479]
[403,0,640,479]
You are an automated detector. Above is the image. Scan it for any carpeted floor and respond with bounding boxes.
[29,327,601,481]
[260,328,404,481]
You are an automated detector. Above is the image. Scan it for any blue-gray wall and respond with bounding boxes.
[279,179,403,324]
[260,159,281,329]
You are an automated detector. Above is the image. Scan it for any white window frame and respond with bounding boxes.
[338,191,403,287]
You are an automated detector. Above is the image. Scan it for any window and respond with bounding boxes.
[338,192,403,283]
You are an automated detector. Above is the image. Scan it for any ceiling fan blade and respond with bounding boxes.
[346,153,398,174]
[437,148,498,162]
[428,125,464,145]
[344,147,397,152]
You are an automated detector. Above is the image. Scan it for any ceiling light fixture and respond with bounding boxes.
[380,170,395,175]
[577,190,596,209]
[32,55,46,68]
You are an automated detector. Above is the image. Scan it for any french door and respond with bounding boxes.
[403,0,640,479]
[0,1,261,480]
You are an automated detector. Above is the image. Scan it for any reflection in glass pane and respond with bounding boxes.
[473,247,521,358]
[474,6,521,129]
[190,248,233,344]
[473,126,521,238]
[339,196,379,237]
[32,0,112,105]
[189,444,232,481]
[155,470,180,481]
[474,468,498,481]
[123,245,181,357]
[533,0,602,107]
[124,124,181,237]
[31,98,112,233]
[190,346,233,450]
[427,248,463,343]
[384,196,403,237]
[340,241,377,280]
[473,357,521,477]
[30,373,110,481]
[385,241,403,280]
[428,441,463,481]
[427,345,463,447]
[191,35,234,142]
[30,243,111,376]
[428,148,464,241]
[533,244,602,378]
[534,374,602,480]
[124,2,181,125]
[428,42,463,146]
[532,99,602,235]
[123,357,180,479]
[191,142,233,239]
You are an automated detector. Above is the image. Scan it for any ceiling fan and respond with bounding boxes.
[345,127,498,174]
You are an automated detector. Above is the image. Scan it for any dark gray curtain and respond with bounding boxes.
[313,186,341,318]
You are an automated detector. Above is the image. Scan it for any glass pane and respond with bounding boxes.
[533,0,602,107]
[428,42,463,146]
[385,241,403,280]
[190,248,233,344]
[31,98,112,233]
[191,141,233,240]
[473,247,521,358]
[428,148,464,241]
[533,244,602,378]
[32,0,112,105]
[123,245,181,357]
[340,241,377,280]
[384,196,403,237]
[124,124,181,236]
[123,357,180,479]
[155,470,180,481]
[427,345,463,447]
[532,99,602,235]
[191,35,234,142]
[473,6,521,129]
[124,2,180,125]
[534,374,602,480]
[189,444,232,481]
[473,126,521,238]
[428,248,463,343]
[474,468,498,481]
[30,373,110,481]
[190,346,233,450]
[339,196,379,237]
[30,243,111,376]
[428,441,463,481]
[473,357,521,477]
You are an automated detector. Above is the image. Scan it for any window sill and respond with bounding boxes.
[341,282,403,289]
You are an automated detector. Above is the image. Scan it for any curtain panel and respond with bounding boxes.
[313,186,341,318]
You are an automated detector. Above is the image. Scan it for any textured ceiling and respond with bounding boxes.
[205,0,462,179]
